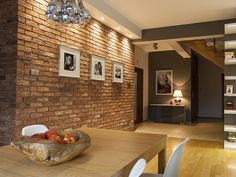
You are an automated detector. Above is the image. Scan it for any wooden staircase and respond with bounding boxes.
[182,39,224,69]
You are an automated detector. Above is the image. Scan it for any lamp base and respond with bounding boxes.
[174,99,181,105]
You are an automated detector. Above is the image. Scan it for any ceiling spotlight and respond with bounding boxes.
[129,34,133,38]
[117,27,120,31]
[153,43,158,50]
[100,17,104,21]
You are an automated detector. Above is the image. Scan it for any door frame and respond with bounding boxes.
[135,67,143,124]
[191,51,198,122]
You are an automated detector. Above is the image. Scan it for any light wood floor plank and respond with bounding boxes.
[145,138,236,177]
[136,120,236,177]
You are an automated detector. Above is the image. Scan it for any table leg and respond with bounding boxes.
[158,148,166,174]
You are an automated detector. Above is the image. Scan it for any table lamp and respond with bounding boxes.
[173,90,183,105]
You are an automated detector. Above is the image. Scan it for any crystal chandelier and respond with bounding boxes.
[45,0,91,25]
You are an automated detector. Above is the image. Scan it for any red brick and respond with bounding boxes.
[37,107,48,113]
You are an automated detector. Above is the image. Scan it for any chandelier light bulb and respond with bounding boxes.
[45,0,91,25]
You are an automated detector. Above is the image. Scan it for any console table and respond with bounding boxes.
[149,104,186,123]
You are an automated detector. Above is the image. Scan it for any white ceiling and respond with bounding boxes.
[103,0,236,29]
[85,0,235,52]
[141,42,173,52]
[85,0,141,38]
[139,41,191,58]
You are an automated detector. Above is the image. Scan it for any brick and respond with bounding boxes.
[37,107,48,113]
[38,87,49,92]
[31,113,42,118]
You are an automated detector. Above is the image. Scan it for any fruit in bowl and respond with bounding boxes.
[63,133,77,144]
[30,130,78,144]
[45,130,58,140]
[31,133,46,141]
[11,130,91,166]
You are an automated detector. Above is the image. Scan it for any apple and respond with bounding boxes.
[31,133,46,141]
[70,136,77,143]
[45,130,58,140]
[55,135,65,144]
[63,134,77,144]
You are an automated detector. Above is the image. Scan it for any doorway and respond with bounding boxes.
[135,67,143,124]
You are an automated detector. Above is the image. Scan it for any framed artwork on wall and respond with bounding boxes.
[59,46,80,78]
[90,55,105,81]
[225,52,236,59]
[156,70,173,95]
[226,85,234,94]
[112,62,123,83]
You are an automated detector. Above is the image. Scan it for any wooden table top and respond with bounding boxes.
[0,128,167,177]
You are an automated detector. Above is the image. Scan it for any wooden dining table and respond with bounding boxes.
[0,128,167,177]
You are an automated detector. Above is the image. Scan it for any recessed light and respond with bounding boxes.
[100,17,104,21]
[117,27,120,31]
[129,34,133,38]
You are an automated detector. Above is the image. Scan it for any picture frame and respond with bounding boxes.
[112,62,123,83]
[225,52,235,59]
[156,70,173,95]
[90,55,105,81]
[226,85,234,94]
[59,45,80,78]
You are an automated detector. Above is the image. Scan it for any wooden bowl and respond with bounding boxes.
[11,130,91,166]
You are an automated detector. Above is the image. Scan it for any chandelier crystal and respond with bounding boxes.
[45,0,91,25]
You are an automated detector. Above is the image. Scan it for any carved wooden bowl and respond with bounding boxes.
[11,130,91,166]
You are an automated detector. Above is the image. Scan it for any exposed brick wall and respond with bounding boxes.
[0,0,18,145]
[15,0,135,135]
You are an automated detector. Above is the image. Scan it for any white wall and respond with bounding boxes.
[135,46,149,120]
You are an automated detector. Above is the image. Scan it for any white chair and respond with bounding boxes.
[129,158,147,177]
[141,138,189,177]
[22,124,49,136]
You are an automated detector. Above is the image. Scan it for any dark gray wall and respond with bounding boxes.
[134,18,236,43]
[149,51,191,122]
[198,55,223,118]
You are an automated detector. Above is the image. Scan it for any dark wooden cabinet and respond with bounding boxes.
[149,104,186,123]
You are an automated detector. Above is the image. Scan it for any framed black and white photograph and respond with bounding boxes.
[156,70,173,95]
[226,85,234,94]
[90,55,105,81]
[59,46,80,78]
[112,62,123,83]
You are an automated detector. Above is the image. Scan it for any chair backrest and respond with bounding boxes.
[129,158,147,177]
[163,138,189,177]
[22,124,49,136]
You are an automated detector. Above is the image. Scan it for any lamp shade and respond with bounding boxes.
[173,90,183,98]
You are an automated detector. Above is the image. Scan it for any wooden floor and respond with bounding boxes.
[135,119,224,142]
[135,120,236,177]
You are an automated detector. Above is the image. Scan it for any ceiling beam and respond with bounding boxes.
[167,41,190,58]
[133,18,236,43]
